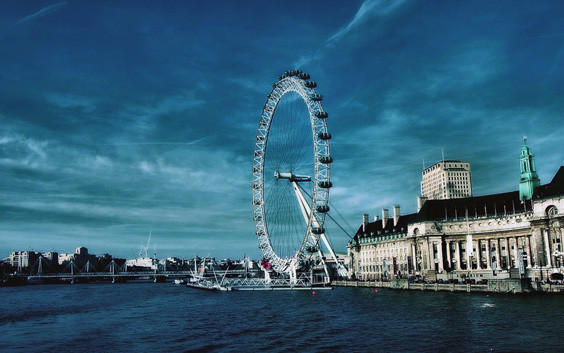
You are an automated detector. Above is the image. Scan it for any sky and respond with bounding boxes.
[1,0,564,260]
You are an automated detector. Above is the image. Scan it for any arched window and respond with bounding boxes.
[546,206,558,218]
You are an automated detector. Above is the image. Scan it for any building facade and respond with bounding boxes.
[4,251,40,269]
[421,160,472,200]
[349,145,563,283]
[4,251,59,272]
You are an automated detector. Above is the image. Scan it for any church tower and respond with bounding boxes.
[519,137,540,201]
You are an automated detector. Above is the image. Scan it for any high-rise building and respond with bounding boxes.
[421,160,472,200]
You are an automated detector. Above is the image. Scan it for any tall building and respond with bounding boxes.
[421,160,472,200]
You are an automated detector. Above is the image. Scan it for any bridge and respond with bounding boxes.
[24,269,261,283]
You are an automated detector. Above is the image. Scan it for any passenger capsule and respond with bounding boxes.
[319,155,333,164]
[311,227,325,234]
[318,132,332,140]
[310,94,323,101]
[316,205,330,213]
[318,181,333,188]
[305,81,317,88]
[315,111,328,119]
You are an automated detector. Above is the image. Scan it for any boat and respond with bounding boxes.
[186,278,232,291]
[185,261,232,291]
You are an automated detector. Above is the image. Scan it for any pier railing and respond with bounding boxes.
[333,279,564,293]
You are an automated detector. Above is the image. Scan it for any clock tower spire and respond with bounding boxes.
[519,136,540,201]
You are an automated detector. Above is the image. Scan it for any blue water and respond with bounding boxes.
[1,283,562,352]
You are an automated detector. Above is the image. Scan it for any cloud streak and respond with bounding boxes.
[13,1,68,27]
[295,0,408,68]
[102,137,211,146]
[327,0,407,43]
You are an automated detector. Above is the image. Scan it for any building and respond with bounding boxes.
[3,251,59,273]
[348,142,563,283]
[125,257,159,270]
[4,251,40,269]
[421,160,472,200]
[58,247,97,269]
[42,252,59,266]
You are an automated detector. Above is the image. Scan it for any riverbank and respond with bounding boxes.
[333,279,564,294]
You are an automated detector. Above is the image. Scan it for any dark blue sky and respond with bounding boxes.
[1,0,563,259]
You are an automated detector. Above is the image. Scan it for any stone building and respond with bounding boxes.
[348,142,563,282]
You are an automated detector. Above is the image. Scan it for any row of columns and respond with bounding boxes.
[418,235,536,273]
[542,227,564,267]
[355,224,563,279]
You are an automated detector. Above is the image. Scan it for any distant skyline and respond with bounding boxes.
[1,1,564,259]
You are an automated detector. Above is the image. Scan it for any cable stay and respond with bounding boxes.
[295,183,348,277]
[296,183,354,239]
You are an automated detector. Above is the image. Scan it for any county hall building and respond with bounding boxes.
[347,141,564,283]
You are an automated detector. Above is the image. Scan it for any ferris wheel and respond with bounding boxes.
[252,70,339,277]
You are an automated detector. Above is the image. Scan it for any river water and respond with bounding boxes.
[0,283,562,352]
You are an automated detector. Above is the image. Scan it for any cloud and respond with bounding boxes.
[327,0,408,44]
[0,133,49,168]
[295,0,408,68]
[382,41,506,109]
[46,93,98,113]
[104,137,210,147]
[13,1,68,27]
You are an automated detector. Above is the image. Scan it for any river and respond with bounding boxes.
[1,283,562,352]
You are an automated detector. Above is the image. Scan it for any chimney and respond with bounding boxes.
[374,215,379,222]
[417,196,427,212]
[362,214,369,232]
[382,209,389,228]
[393,205,400,226]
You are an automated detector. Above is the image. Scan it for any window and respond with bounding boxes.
[546,206,558,218]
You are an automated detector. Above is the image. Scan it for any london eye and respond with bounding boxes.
[252,70,335,278]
